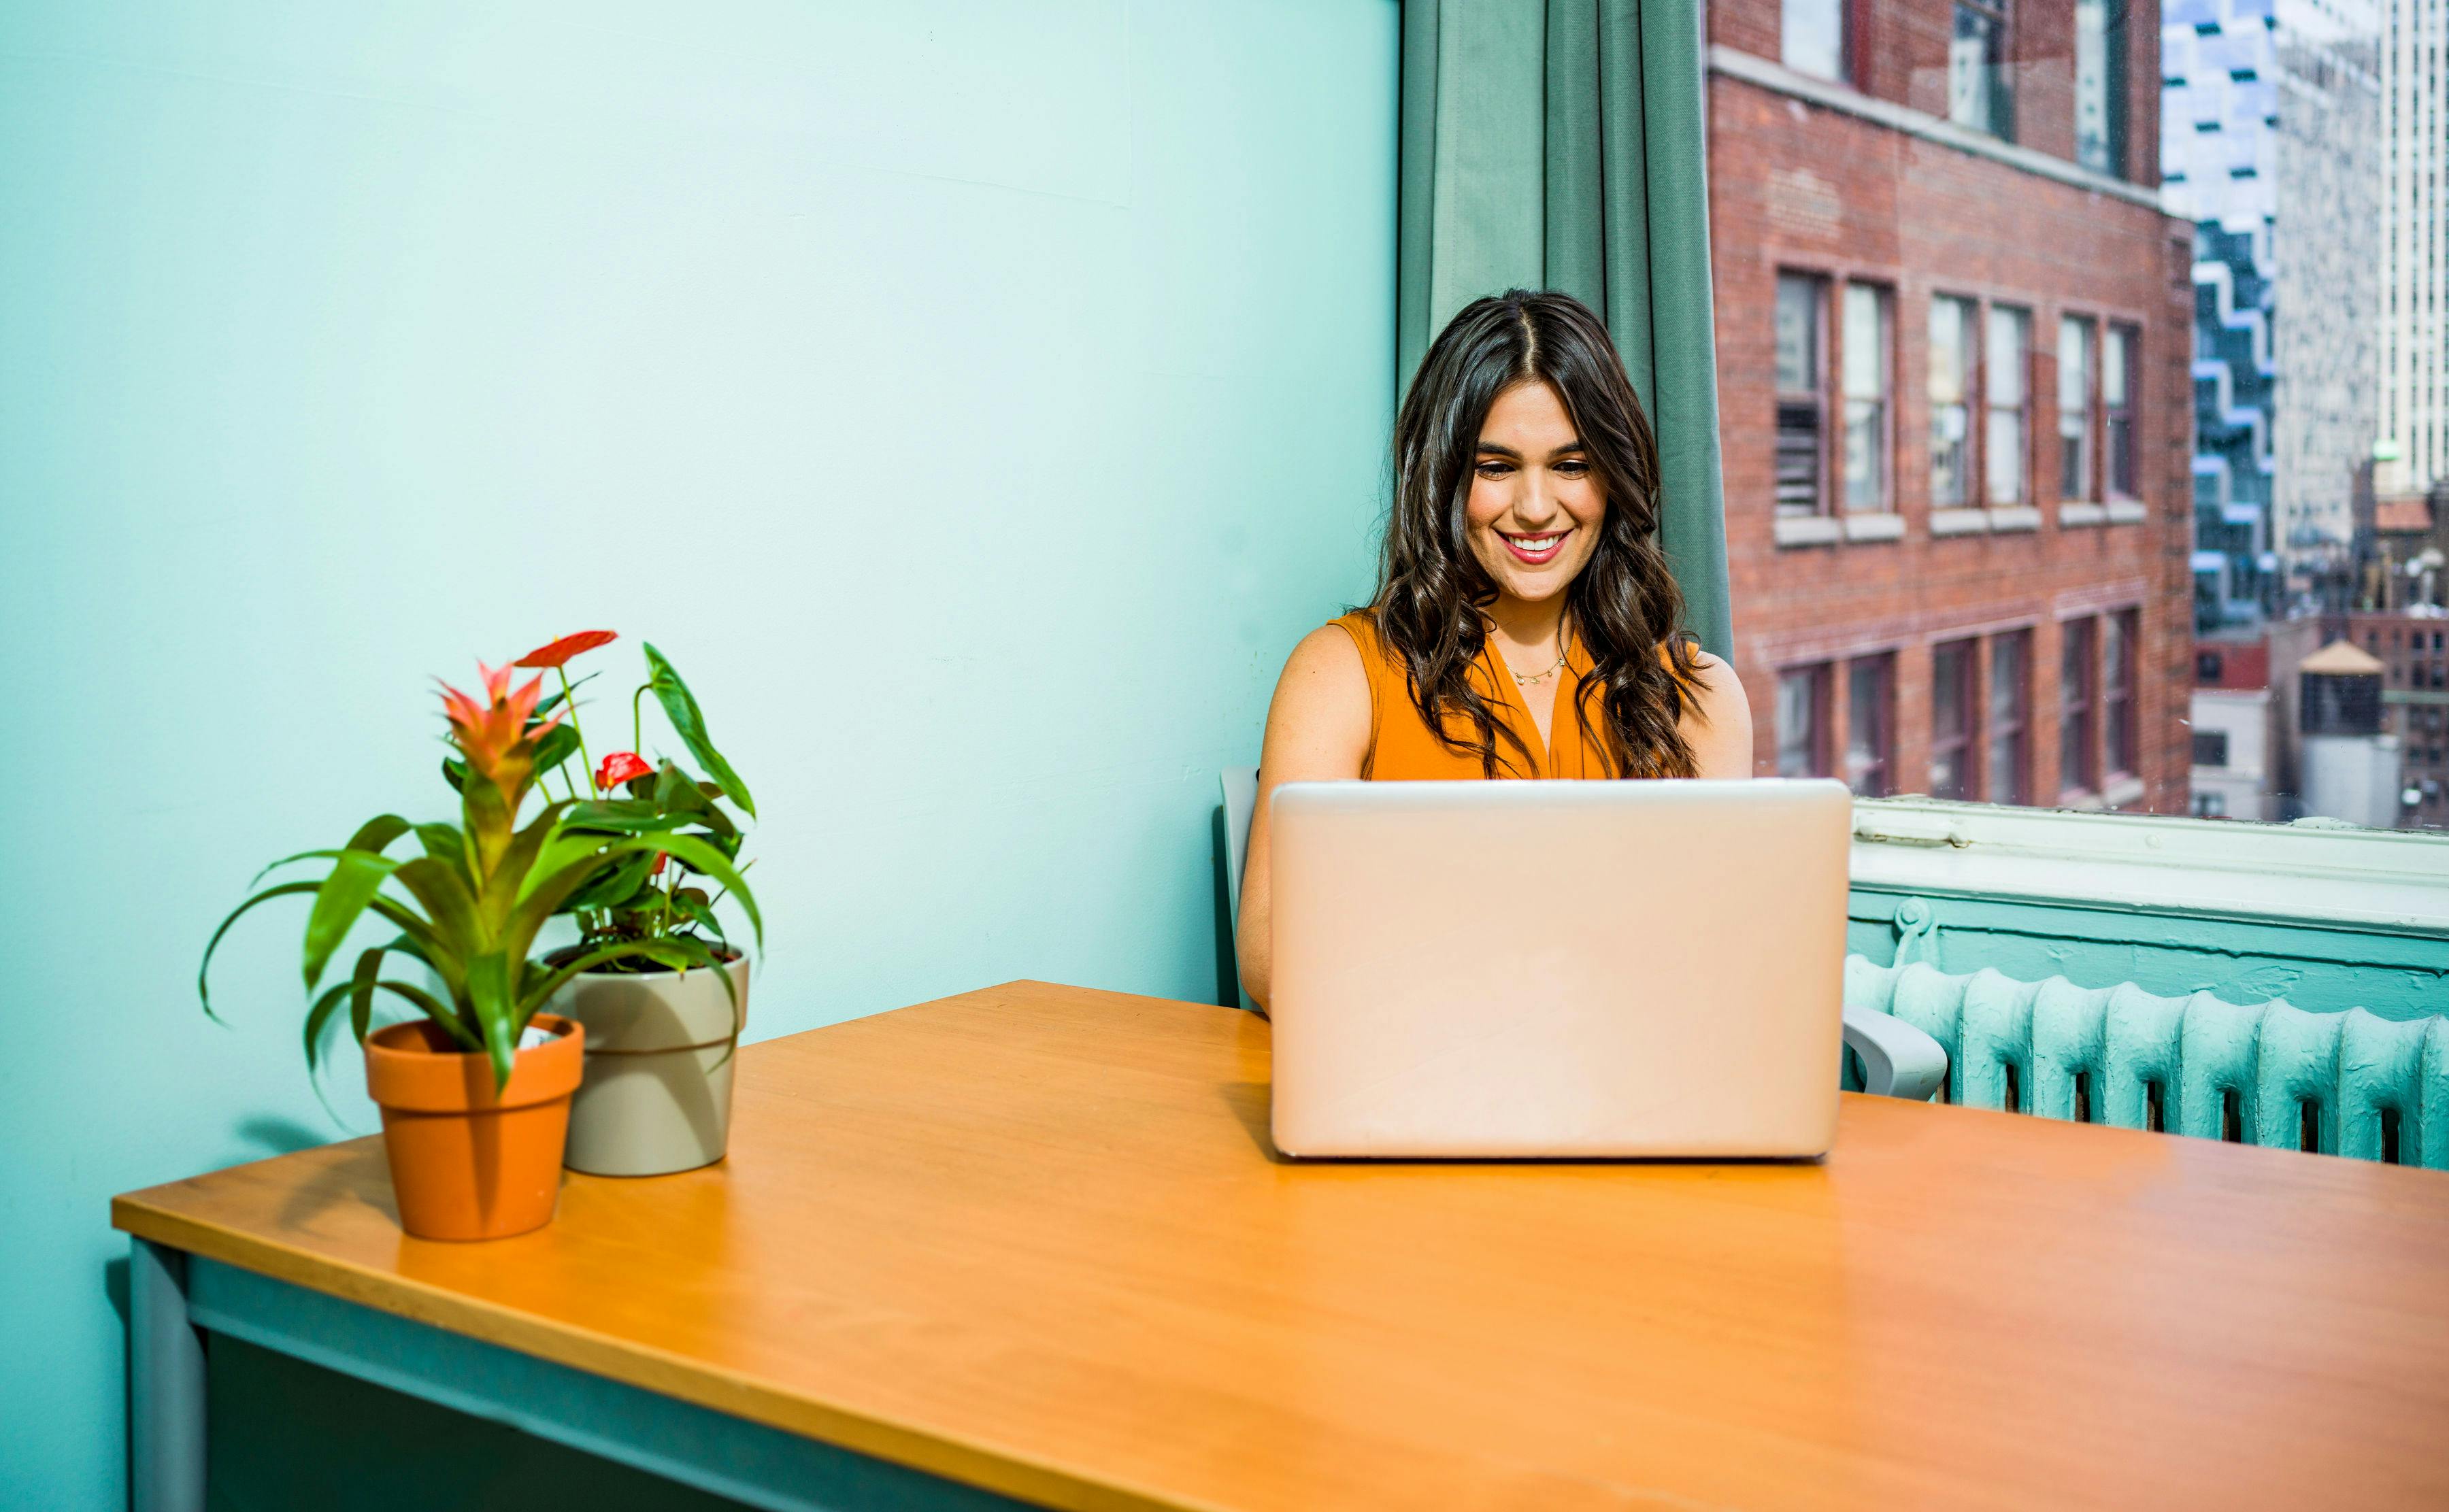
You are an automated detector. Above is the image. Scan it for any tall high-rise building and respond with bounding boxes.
[2378,0,2448,495]
[2161,0,2379,628]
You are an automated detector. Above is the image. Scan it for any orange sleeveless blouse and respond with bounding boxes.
[1331,611,1680,781]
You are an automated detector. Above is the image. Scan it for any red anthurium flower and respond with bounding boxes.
[650,852,669,876]
[514,630,618,669]
[440,660,561,785]
[594,750,654,791]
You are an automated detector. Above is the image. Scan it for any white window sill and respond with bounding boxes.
[1842,511,1906,541]
[1987,505,2042,532]
[1774,515,1842,547]
[2101,774,2146,807]
[1930,507,1989,537]
[2106,499,2148,524]
[1848,796,2449,935]
[2059,501,2108,526]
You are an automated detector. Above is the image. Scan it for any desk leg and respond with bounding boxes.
[130,1239,206,1512]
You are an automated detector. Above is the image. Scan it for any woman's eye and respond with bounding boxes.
[1554,459,1590,478]
[1475,460,1514,478]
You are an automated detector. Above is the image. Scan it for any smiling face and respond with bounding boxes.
[1464,379,1605,609]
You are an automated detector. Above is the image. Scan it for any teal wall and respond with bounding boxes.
[0,3,1397,1505]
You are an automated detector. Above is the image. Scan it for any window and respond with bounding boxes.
[1985,307,2030,505]
[1842,284,1892,511]
[2104,608,2137,779]
[1930,297,1976,509]
[1776,273,1827,516]
[1931,639,1978,799]
[2059,316,2095,500]
[1782,0,1846,80]
[2193,730,2230,766]
[1777,664,1831,776]
[1950,0,2013,139]
[1988,630,2030,804]
[2105,323,2138,497]
[2074,0,2127,177]
[1847,654,1894,796]
[2061,618,2099,795]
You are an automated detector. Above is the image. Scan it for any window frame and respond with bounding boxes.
[1777,662,1834,777]
[2060,616,2099,798]
[1929,294,1979,511]
[1988,628,2031,805]
[1931,637,1980,800]
[1846,652,1896,797]
[1780,0,1850,82]
[1948,0,2015,141]
[2105,322,2139,499]
[1842,282,1895,514]
[2059,314,2097,503]
[1984,305,2031,507]
[1775,271,1832,519]
[2103,606,2139,782]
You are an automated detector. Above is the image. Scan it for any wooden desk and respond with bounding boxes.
[116,981,2449,1511]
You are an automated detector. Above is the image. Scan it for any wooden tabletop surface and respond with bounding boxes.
[116,981,2449,1511]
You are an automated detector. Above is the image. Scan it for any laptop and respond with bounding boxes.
[1266,778,1851,1159]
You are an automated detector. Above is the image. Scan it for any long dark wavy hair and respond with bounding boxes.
[1373,289,1703,778]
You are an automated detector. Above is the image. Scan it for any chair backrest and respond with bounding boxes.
[1219,767,1259,1011]
[1845,955,2449,1169]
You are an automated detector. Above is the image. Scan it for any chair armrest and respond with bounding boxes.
[1843,1005,1948,1102]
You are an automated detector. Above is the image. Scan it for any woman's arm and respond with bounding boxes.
[1680,650,1755,778]
[1235,626,1373,1013]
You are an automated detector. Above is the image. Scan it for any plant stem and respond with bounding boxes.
[631,682,650,756]
[559,667,597,797]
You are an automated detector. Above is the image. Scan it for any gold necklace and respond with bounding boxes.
[1507,643,1569,686]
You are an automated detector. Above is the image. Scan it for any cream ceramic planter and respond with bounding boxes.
[551,954,748,1177]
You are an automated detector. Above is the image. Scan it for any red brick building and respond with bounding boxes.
[1706,0,2195,812]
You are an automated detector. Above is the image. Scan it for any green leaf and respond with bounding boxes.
[387,856,486,957]
[516,938,707,1020]
[301,850,401,994]
[345,814,413,855]
[477,799,573,930]
[466,952,522,1090]
[561,850,655,914]
[531,671,597,722]
[507,831,760,968]
[441,756,466,793]
[199,875,357,1024]
[642,643,755,819]
[529,722,582,786]
[301,979,353,1073]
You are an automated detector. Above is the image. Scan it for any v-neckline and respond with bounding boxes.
[1482,636,1561,777]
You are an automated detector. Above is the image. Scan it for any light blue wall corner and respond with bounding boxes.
[0,3,1398,1504]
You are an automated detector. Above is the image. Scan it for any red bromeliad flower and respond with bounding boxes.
[514,630,617,669]
[439,660,562,786]
[594,750,654,791]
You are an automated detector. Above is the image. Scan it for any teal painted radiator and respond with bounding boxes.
[1844,956,2449,1171]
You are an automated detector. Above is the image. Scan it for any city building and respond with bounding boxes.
[2378,0,2449,495]
[2161,0,2380,627]
[1707,0,2195,812]
[2190,633,2276,816]
[2270,607,2448,823]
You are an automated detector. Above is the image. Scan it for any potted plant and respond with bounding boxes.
[199,654,759,1239]
[505,633,763,1177]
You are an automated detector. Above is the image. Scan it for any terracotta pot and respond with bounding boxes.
[552,954,748,1177]
[363,1014,583,1241]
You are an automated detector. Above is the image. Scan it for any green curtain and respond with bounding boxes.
[1398,0,1733,658]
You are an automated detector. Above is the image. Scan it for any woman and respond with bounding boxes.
[1236,289,1752,1009]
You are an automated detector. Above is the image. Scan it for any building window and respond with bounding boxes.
[2059,316,2095,500]
[2191,790,2228,818]
[2104,608,2137,779]
[1846,654,1895,796]
[1842,284,1892,512]
[1777,664,1831,776]
[2105,323,2139,497]
[1930,296,1976,509]
[1776,273,1828,517]
[1950,0,2013,139]
[2193,730,2230,766]
[1931,639,1979,799]
[2074,0,2127,177]
[1985,306,2030,505]
[1782,0,1846,80]
[2061,617,2099,795]
[1988,629,2030,804]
